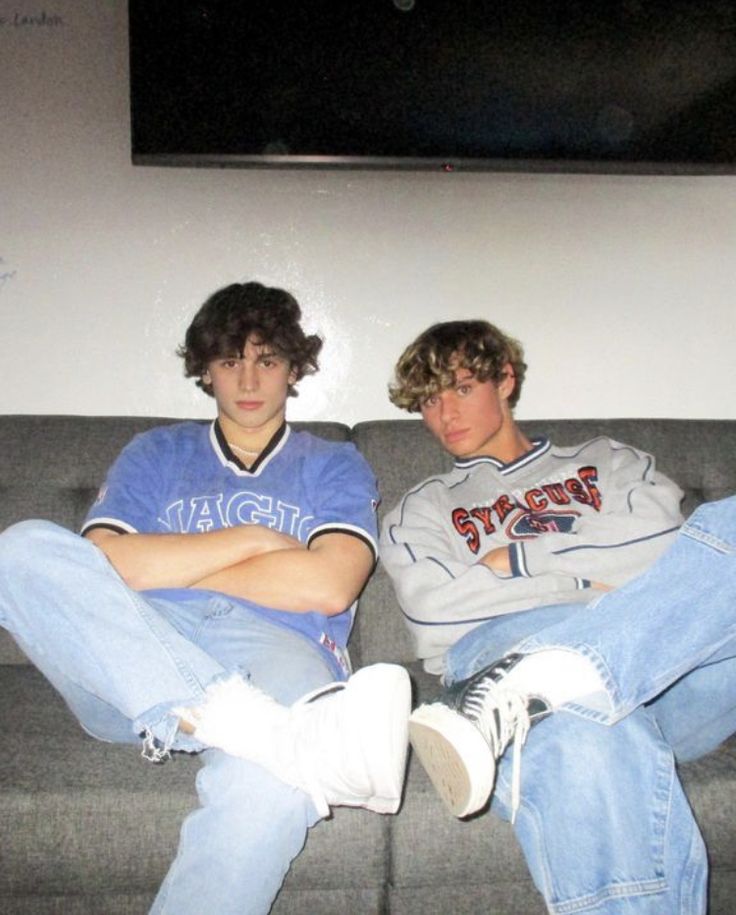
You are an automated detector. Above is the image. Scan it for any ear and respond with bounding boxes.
[201,370,211,386]
[497,362,516,401]
[288,366,298,386]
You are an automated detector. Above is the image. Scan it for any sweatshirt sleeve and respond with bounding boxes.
[508,440,683,585]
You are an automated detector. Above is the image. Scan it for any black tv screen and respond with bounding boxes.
[129,0,736,173]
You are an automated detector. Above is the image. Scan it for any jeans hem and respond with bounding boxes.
[512,642,623,723]
[135,699,207,759]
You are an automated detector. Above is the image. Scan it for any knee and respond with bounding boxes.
[0,520,70,569]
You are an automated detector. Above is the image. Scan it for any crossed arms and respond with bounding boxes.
[86,525,374,617]
[381,438,685,629]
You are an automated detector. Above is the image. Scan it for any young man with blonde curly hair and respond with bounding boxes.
[382,318,736,914]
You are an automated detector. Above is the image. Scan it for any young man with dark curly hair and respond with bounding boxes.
[0,281,410,914]
[381,319,736,914]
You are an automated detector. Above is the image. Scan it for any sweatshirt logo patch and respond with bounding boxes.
[506,508,579,538]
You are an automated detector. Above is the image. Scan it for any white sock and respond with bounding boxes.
[503,649,607,709]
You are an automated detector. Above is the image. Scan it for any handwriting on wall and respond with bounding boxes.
[0,258,17,289]
[0,10,64,29]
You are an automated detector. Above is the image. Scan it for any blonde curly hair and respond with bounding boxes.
[389,320,526,413]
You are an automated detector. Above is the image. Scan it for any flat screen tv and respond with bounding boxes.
[129,0,736,173]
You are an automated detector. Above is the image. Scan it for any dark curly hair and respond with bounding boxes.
[388,320,527,412]
[178,281,322,397]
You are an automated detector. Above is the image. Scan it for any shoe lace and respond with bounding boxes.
[462,679,531,821]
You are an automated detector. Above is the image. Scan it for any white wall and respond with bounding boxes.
[2,1,734,426]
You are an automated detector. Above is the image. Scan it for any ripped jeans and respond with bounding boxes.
[0,520,337,914]
[445,495,736,914]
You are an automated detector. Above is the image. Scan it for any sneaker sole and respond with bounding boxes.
[409,703,496,818]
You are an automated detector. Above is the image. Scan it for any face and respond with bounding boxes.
[202,337,297,444]
[420,366,516,459]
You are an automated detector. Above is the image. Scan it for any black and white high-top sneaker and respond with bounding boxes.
[409,654,549,819]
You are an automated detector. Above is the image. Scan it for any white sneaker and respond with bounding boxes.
[178,664,411,818]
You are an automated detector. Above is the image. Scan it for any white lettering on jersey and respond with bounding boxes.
[159,491,313,536]
[188,495,226,532]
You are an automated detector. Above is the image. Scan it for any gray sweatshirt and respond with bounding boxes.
[380,436,683,675]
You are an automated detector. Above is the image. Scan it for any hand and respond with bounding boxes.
[480,546,511,574]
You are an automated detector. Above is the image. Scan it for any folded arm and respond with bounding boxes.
[85,524,301,591]
[86,526,374,617]
[380,499,587,629]
[193,531,375,615]
[504,445,683,586]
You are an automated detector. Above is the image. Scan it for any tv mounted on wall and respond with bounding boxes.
[129,0,736,173]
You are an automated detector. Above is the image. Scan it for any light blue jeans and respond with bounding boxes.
[445,495,736,914]
[0,520,338,915]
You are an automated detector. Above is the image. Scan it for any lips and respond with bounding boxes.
[236,401,264,411]
[444,428,468,444]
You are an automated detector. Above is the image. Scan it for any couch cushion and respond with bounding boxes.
[0,666,388,908]
[0,415,351,535]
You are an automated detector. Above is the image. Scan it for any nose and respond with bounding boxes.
[438,391,459,425]
[239,361,259,392]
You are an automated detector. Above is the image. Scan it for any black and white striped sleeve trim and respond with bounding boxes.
[80,518,138,537]
[307,524,378,561]
[508,542,529,577]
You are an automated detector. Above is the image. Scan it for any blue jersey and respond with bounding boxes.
[82,420,378,674]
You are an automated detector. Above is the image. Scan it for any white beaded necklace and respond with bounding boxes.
[228,441,261,458]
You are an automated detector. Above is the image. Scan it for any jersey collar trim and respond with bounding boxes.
[211,420,290,477]
[453,436,550,475]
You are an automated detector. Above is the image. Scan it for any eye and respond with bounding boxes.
[422,393,439,408]
[221,359,239,369]
[258,351,283,368]
[456,383,472,396]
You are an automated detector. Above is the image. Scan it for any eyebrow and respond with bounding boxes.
[218,346,282,360]
[220,343,283,359]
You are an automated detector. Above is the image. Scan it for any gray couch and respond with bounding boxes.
[1,414,735,914]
